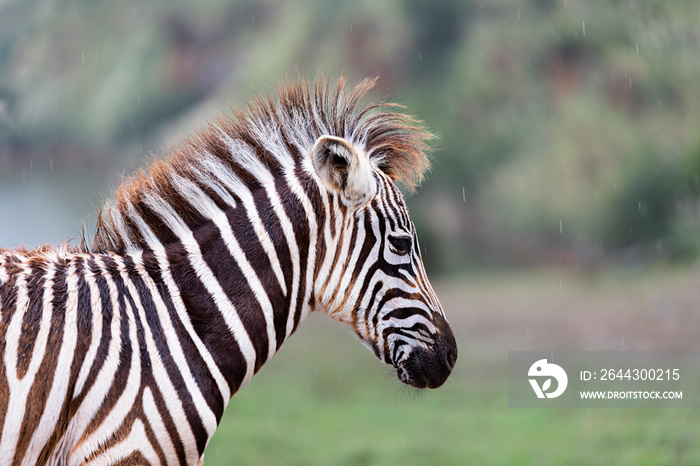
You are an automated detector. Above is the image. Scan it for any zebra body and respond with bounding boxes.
[0,77,457,465]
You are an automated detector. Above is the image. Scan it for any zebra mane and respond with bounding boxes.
[90,76,433,254]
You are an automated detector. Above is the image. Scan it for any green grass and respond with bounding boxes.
[204,270,700,465]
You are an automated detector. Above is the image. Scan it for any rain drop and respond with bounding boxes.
[636,42,639,55]
[81,52,85,65]
[559,219,563,235]
[582,22,585,36]
[517,8,520,19]
[462,187,465,203]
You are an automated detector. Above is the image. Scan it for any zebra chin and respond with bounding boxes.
[394,321,458,389]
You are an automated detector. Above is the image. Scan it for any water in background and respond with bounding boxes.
[0,174,106,249]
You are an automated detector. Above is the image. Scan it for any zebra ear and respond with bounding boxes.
[311,135,376,205]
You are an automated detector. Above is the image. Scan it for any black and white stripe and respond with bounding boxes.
[0,77,456,465]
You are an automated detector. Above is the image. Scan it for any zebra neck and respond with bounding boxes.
[144,186,317,399]
[97,139,323,398]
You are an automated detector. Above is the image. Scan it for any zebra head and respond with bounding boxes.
[311,134,457,389]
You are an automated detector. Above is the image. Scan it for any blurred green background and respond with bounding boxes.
[1,0,700,464]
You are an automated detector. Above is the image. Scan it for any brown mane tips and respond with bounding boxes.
[89,75,435,253]
[91,208,121,253]
[361,108,435,193]
[272,74,435,191]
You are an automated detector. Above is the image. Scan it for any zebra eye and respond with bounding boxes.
[388,235,412,256]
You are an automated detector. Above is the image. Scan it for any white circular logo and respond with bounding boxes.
[528,359,568,399]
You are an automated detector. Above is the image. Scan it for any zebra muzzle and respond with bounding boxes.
[396,319,458,389]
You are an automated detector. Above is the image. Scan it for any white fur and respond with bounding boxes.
[0,260,55,461]
[73,256,104,397]
[70,272,142,464]
[142,387,178,465]
[84,419,159,466]
[23,261,80,465]
[57,257,124,463]
[0,253,7,287]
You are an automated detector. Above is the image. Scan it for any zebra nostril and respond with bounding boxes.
[435,316,458,371]
[445,347,458,370]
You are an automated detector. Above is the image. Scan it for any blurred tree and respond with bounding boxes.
[2,0,700,268]
[599,152,682,251]
[402,0,470,77]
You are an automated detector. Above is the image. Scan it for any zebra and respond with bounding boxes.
[0,76,458,465]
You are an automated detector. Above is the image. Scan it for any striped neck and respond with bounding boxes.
[122,158,321,400]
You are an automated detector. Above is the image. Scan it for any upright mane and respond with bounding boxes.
[91,76,433,254]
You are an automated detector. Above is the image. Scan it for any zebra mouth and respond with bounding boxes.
[395,346,455,389]
[394,315,458,389]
